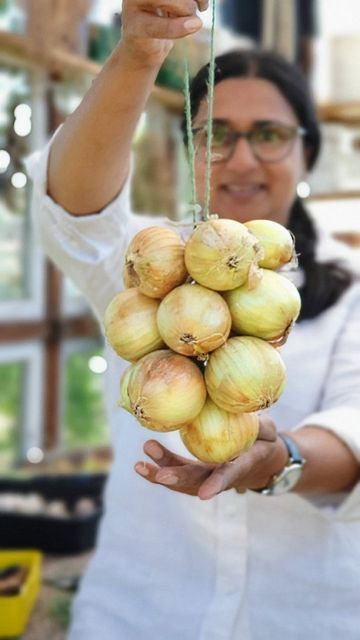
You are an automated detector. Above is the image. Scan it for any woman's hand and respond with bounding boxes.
[121,0,208,68]
[134,415,288,500]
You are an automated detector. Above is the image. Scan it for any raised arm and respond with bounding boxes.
[47,0,208,216]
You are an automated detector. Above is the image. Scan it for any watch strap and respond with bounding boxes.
[251,432,305,496]
[277,433,303,465]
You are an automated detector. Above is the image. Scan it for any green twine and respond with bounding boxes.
[204,0,216,220]
[183,0,217,223]
[183,54,198,222]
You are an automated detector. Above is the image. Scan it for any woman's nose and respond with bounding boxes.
[226,136,260,169]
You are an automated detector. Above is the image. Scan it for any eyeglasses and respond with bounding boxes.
[192,120,307,164]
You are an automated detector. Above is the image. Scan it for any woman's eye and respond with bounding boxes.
[255,128,282,143]
[212,128,231,145]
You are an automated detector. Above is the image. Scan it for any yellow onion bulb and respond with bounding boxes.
[184,218,261,291]
[205,336,286,413]
[224,269,301,343]
[121,349,207,431]
[180,398,259,463]
[244,219,296,270]
[104,288,165,361]
[123,226,188,298]
[119,364,134,413]
[157,283,231,357]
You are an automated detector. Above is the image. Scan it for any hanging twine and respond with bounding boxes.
[183,0,217,223]
[183,55,198,220]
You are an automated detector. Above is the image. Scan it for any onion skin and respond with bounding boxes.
[104,288,165,361]
[119,365,134,413]
[181,398,259,463]
[123,226,188,298]
[244,219,295,270]
[184,218,261,291]
[121,349,207,431]
[205,336,286,413]
[157,283,231,356]
[224,270,301,342]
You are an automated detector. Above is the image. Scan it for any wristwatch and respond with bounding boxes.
[254,433,306,496]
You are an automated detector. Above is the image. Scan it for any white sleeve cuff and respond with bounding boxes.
[294,407,360,462]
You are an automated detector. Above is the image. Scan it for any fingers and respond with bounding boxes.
[135,415,280,500]
[257,413,278,442]
[134,459,212,496]
[143,439,195,467]
[197,0,209,11]
[126,13,203,40]
[138,0,208,14]
[123,0,205,40]
[197,432,280,500]
[135,439,215,495]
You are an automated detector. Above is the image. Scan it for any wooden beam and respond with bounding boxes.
[0,30,184,111]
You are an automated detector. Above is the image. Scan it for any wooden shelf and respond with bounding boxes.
[3,30,360,121]
[3,30,360,122]
[0,29,183,111]
[309,190,360,201]
[317,102,360,126]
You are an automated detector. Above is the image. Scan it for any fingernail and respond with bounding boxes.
[184,17,201,31]
[135,463,149,477]
[157,473,177,485]
[147,443,163,460]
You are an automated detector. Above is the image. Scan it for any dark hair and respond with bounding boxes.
[182,49,354,320]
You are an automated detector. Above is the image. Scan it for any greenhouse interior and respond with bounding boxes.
[0,0,360,638]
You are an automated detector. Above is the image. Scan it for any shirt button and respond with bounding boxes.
[223,580,236,595]
[226,504,238,517]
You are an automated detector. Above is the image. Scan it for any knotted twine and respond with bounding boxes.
[183,0,216,224]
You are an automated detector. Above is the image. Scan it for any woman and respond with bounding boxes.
[28,1,360,638]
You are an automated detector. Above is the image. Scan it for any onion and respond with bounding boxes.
[120,349,207,431]
[104,288,165,361]
[180,398,259,463]
[123,226,188,298]
[184,218,261,291]
[157,283,231,357]
[119,365,133,413]
[224,269,301,343]
[244,219,296,270]
[205,336,286,413]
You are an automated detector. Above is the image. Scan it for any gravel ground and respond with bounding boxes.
[22,552,92,640]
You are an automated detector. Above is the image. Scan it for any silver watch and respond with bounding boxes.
[254,433,306,496]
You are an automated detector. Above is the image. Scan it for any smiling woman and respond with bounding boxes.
[27,1,360,639]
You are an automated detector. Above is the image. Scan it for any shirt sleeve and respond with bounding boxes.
[25,134,158,322]
[294,285,360,462]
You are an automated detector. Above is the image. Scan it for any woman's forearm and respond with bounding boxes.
[47,43,162,215]
[286,426,360,494]
[47,0,206,216]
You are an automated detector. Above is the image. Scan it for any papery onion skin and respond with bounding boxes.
[184,218,261,291]
[104,288,165,361]
[180,398,259,463]
[157,283,231,356]
[123,349,207,431]
[244,219,295,270]
[119,365,134,413]
[224,269,301,342]
[205,336,286,413]
[123,226,188,298]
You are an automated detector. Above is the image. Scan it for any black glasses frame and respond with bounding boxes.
[192,121,307,164]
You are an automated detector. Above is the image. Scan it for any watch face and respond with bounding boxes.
[271,465,303,496]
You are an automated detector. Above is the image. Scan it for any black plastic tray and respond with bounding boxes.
[0,474,107,555]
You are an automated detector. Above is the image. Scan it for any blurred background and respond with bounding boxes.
[0,1,359,636]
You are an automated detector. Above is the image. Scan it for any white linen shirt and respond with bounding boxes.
[28,141,360,640]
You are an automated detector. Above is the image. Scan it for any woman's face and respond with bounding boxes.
[193,77,307,226]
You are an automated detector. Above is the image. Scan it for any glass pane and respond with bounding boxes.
[0,361,24,472]
[63,347,109,450]
[0,67,32,301]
